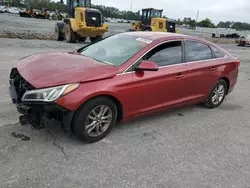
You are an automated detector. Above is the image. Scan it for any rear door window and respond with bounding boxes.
[185,40,212,62]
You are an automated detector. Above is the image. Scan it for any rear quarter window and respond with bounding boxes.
[210,46,226,58]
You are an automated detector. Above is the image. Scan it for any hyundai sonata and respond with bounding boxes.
[9,31,240,142]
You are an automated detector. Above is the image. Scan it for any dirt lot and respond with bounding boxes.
[0,13,237,44]
[0,37,250,187]
[0,13,129,40]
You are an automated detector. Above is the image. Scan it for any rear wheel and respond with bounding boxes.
[55,24,64,41]
[64,23,77,43]
[72,97,117,143]
[203,79,228,109]
[90,35,102,43]
[239,41,246,46]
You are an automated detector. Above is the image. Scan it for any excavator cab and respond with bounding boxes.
[129,8,176,33]
[68,0,91,18]
[141,8,162,27]
[55,0,108,43]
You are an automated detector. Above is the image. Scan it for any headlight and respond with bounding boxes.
[22,83,80,102]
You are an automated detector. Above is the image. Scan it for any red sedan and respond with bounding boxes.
[9,32,240,143]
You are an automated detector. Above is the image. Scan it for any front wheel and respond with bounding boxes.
[203,79,228,109]
[64,23,77,43]
[73,97,117,143]
[79,37,87,42]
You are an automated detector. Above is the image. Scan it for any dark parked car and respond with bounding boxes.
[9,32,240,143]
[236,35,250,46]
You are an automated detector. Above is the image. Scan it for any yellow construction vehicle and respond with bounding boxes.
[19,7,36,18]
[35,8,49,19]
[55,0,108,43]
[129,8,177,33]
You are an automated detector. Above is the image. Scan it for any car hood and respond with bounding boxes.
[17,52,119,88]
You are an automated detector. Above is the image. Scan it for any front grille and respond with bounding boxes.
[9,68,34,103]
[86,12,101,27]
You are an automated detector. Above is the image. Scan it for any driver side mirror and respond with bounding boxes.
[135,60,159,72]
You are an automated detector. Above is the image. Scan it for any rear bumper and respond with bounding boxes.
[228,82,237,94]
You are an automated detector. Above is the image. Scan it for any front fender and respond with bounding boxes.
[55,88,121,111]
[76,91,120,109]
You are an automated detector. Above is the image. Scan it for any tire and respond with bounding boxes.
[126,28,136,32]
[79,37,87,42]
[64,23,77,43]
[239,41,245,46]
[203,79,228,109]
[72,96,118,143]
[90,35,102,43]
[55,23,64,41]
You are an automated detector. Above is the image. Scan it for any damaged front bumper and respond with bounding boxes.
[8,68,74,134]
[16,103,74,134]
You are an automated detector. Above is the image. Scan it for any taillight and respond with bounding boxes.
[246,40,249,44]
[234,60,240,68]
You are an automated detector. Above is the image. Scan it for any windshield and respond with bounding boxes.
[80,34,152,66]
[79,0,91,7]
[151,10,162,18]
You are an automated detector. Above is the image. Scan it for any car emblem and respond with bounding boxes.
[92,17,96,21]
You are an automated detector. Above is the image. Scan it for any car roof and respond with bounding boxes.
[121,31,230,55]
[122,31,189,41]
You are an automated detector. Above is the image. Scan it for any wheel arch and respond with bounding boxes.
[219,77,230,94]
[63,18,78,32]
[75,93,124,122]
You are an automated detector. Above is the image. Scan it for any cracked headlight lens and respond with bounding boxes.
[22,83,79,102]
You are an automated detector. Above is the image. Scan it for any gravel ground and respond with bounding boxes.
[0,38,250,187]
[0,13,129,40]
[0,13,236,44]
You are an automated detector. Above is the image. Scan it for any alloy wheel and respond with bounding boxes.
[85,105,113,137]
[211,84,225,105]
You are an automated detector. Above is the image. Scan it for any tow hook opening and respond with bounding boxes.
[19,115,31,126]
[19,114,46,130]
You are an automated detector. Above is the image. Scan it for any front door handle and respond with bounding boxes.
[174,73,184,78]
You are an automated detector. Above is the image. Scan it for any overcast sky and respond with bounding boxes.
[64,0,250,24]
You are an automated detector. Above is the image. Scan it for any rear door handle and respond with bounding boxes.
[210,67,217,71]
[174,73,184,78]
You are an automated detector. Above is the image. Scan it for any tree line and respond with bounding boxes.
[3,0,141,20]
[176,17,215,29]
[217,21,250,31]
[3,0,250,30]
[177,17,250,31]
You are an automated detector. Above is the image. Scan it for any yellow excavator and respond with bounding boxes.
[55,0,108,43]
[129,8,177,33]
